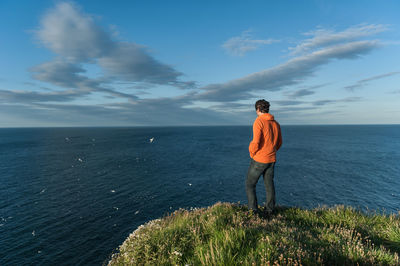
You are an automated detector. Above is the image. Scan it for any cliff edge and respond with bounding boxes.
[108,202,399,265]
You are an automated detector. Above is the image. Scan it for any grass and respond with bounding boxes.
[108,202,400,265]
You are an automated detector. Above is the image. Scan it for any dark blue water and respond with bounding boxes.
[1,125,399,265]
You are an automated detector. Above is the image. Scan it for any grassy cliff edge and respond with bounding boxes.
[108,202,399,265]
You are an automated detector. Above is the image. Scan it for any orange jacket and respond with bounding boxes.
[249,113,282,163]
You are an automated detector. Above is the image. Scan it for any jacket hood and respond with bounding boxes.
[260,113,275,120]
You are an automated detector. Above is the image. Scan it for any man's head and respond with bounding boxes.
[255,99,270,115]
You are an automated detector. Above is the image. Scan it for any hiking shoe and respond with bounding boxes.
[245,209,259,217]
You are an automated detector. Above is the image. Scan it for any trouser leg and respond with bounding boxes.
[245,160,264,211]
[263,162,275,212]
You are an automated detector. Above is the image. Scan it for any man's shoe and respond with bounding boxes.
[245,209,259,217]
[262,207,275,218]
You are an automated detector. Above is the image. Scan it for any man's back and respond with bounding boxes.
[249,113,282,164]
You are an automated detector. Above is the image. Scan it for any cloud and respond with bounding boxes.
[271,96,361,108]
[275,106,320,113]
[312,97,362,106]
[284,83,329,99]
[198,102,253,113]
[36,2,114,61]
[195,40,379,102]
[273,100,305,106]
[98,43,194,87]
[0,97,242,126]
[285,88,315,99]
[34,2,193,88]
[222,30,279,56]
[0,89,87,103]
[0,85,140,105]
[30,59,90,88]
[289,24,388,55]
[2,15,388,126]
[29,59,139,101]
[22,81,37,86]
[345,71,400,91]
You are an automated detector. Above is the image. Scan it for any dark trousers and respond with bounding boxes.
[245,159,276,212]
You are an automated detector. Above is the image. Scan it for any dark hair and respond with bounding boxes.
[255,99,270,113]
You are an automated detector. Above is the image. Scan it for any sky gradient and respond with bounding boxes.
[1,0,399,127]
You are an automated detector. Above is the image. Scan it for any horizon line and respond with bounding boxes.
[0,123,399,129]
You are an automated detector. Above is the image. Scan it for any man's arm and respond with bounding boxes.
[276,122,282,151]
[249,119,262,158]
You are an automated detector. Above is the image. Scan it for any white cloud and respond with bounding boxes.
[2,12,388,126]
[30,59,89,88]
[345,71,400,91]
[34,2,193,88]
[0,97,242,126]
[29,59,139,101]
[0,88,86,103]
[284,84,328,99]
[222,30,279,56]
[98,43,190,86]
[36,2,113,61]
[195,40,380,102]
[289,24,388,55]
[192,24,387,104]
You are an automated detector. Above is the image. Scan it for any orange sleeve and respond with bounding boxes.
[276,122,282,151]
[249,119,262,158]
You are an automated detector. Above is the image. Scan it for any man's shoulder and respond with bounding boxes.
[253,116,263,126]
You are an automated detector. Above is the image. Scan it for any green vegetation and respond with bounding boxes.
[108,202,400,265]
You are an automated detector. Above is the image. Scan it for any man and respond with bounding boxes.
[246,99,282,215]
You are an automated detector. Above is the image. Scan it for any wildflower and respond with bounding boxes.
[171,250,182,256]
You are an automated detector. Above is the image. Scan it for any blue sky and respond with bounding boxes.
[0,0,399,126]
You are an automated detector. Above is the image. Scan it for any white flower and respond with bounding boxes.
[171,250,182,256]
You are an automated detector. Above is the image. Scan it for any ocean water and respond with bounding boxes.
[0,125,399,265]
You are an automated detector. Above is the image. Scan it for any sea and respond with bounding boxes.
[1,125,399,265]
